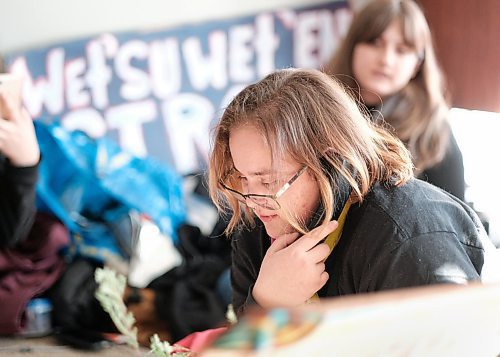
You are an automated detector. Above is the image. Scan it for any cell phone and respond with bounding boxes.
[331,172,351,221]
[306,175,351,235]
[0,73,23,117]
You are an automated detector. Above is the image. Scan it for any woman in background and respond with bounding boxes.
[324,0,465,200]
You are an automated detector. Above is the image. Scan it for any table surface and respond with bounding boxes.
[202,283,500,357]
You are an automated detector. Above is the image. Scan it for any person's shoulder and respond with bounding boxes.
[370,178,457,205]
[363,179,478,241]
[446,130,464,158]
[367,178,441,209]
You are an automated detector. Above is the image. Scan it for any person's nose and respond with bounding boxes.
[379,45,396,67]
[244,181,267,196]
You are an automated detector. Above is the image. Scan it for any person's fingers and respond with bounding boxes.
[0,116,13,134]
[20,108,33,123]
[0,93,7,119]
[0,92,19,121]
[308,242,331,263]
[319,271,329,287]
[315,262,326,275]
[268,231,300,252]
[297,220,338,251]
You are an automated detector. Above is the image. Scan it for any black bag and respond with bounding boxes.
[147,224,231,342]
[48,258,118,350]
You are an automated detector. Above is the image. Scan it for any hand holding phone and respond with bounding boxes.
[0,74,22,118]
[0,74,40,167]
[253,220,338,308]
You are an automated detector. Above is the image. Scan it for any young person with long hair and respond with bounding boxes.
[208,68,497,316]
[324,0,465,200]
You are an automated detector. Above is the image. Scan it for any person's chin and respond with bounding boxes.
[371,80,399,97]
[261,220,281,239]
[263,222,295,240]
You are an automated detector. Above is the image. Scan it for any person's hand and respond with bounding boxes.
[0,92,40,167]
[252,220,338,308]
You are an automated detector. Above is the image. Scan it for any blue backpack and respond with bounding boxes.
[34,121,186,264]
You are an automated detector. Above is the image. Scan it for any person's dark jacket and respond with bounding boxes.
[0,154,39,247]
[367,100,465,201]
[231,178,493,316]
[418,132,465,201]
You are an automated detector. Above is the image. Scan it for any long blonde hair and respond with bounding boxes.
[324,0,450,171]
[208,68,413,235]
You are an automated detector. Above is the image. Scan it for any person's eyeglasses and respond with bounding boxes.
[220,166,307,210]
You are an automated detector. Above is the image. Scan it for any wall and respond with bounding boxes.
[418,0,500,112]
[0,0,340,55]
[3,1,352,175]
[416,0,500,242]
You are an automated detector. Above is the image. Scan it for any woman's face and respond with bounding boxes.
[228,123,321,240]
[352,19,421,105]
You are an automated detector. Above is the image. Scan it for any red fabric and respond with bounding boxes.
[0,212,69,334]
[175,327,228,352]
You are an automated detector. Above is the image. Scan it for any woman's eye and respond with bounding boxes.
[368,38,383,47]
[397,45,412,54]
